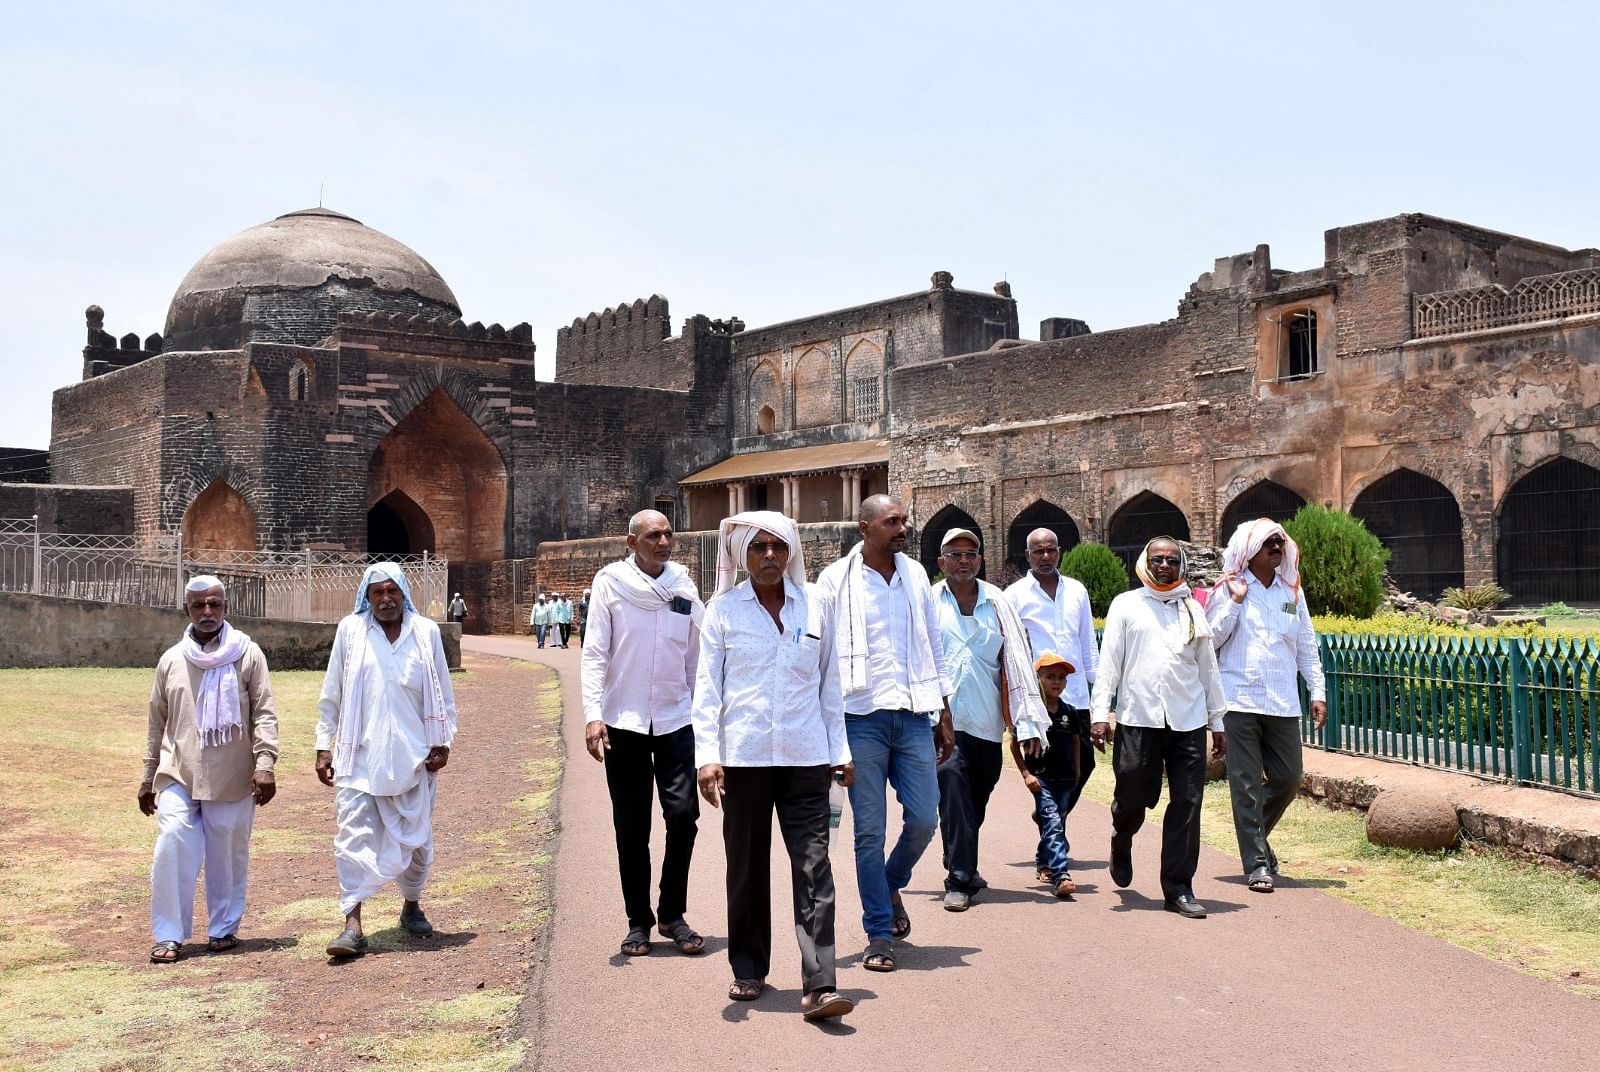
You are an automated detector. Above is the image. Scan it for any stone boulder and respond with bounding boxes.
[1366,787,1460,851]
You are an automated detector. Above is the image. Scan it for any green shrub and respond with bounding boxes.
[1060,541,1130,618]
[1283,505,1389,618]
[1439,583,1510,610]
[1311,612,1578,641]
[1537,601,1583,619]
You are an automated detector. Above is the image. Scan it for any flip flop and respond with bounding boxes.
[149,940,181,963]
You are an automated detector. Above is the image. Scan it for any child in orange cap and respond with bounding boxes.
[1008,651,1094,897]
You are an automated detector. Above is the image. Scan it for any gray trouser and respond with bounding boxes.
[1223,710,1303,873]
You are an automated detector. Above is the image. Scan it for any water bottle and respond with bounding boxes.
[828,774,847,844]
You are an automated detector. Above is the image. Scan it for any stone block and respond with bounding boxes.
[1366,787,1461,851]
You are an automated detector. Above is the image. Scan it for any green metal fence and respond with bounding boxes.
[1309,633,1600,796]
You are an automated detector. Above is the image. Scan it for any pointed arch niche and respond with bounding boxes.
[919,504,983,579]
[1218,480,1307,542]
[1350,468,1463,601]
[367,387,508,562]
[1496,457,1600,603]
[1107,491,1190,581]
[1006,500,1081,573]
[182,480,257,552]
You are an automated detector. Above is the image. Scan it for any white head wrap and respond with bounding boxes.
[1216,518,1302,604]
[713,510,806,598]
[354,562,416,615]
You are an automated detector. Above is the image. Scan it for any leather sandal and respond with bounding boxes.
[149,940,181,963]
[728,977,765,1001]
[206,934,239,953]
[620,927,652,956]
[657,919,705,955]
[862,940,896,972]
[890,894,911,940]
[1247,866,1275,893]
[802,989,854,1021]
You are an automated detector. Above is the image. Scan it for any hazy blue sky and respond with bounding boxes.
[3,1,1598,451]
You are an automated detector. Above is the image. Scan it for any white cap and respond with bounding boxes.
[939,527,982,551]
[185,574,225,594]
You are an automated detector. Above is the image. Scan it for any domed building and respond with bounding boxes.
[45,207,737,622]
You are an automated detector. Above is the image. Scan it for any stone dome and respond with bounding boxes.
[163,208,462,351]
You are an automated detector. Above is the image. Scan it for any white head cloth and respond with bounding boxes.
[1217,518,1302,604]
[1133,537,1209,651]
[179,575,252,747]
[713,511,806,598]
[354,562,417,614]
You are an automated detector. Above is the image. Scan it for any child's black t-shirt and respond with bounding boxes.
[1026,698,1091,782]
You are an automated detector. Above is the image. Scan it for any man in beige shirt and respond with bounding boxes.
[140,575,279,962]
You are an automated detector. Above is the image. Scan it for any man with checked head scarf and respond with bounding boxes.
[1206,518,1326,893]
[141,574,279,963]
[315,562,457,957]
[1090,537,1226,919]
[691,511,853,1020]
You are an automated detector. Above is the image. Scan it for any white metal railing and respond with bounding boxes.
[1,517,448,623]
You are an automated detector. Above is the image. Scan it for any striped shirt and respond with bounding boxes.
[1206,572,1326,718]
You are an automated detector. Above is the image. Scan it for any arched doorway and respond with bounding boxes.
[1496,457,1600,603]
[1108,492,1190,581]
[367,387,508,562]
[1007,500,1080,575]
[1219,480,1307,542]
[919,504,983,579]
[1351,469,1463,601]
[367,489,436,556]
[182,480,257,552]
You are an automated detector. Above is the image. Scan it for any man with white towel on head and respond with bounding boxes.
[315,562,457,958]
[141,574,279,963]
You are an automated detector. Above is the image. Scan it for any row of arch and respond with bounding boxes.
[917,457,1600,603]
[746,337,885,436]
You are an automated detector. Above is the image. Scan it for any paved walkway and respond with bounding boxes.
[465,635,1600,1070]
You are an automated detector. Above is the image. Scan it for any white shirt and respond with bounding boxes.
[1091,588,1226,733]
[1206,573,1327,717]
[580,581,699,735]
[815,559,949,717]
[691,579,849,769]
[1004,572,1099,710]
[315,617,457,795]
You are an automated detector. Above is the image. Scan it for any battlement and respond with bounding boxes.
[556,295,701,389]
[332,310,536,361]
[81,305,163,380]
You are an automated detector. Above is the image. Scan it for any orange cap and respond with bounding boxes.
[1034,650,1075,674]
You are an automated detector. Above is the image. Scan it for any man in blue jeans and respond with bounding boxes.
[816,495,954,973]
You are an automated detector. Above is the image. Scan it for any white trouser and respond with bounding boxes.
[150,784,256,943]
[334,776,435,917]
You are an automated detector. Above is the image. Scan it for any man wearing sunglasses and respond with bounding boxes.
[1206,519,1326,894]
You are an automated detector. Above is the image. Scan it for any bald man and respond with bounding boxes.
[1005,527,1100,722]
[580,509,707,958]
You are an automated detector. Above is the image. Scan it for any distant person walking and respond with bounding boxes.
[1091,537,1226,920]
[1208,519,1327,893]
[554,593,573,648]
[448,592,467,624]
[531,594,552,649]
[141,575,279,963]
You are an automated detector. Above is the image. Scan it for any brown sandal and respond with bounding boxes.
[802,989,854,1021]
[149,941,181,963]
[207,934,239,953]
[728,978,765,1001]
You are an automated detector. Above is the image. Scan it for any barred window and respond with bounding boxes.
[851,377,880,422]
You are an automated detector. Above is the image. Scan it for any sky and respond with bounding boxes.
[3,1,1599,452]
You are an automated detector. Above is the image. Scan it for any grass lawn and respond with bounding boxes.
[1079,764,1600,997]
[0,662,562,1072]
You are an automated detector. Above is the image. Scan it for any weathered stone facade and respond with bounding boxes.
[11,208,1600,627]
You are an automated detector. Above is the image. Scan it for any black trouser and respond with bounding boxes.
[558,623,571,646]
[603,723,699,930]
[936,730,1004,894]
[1224,710,1303,873]
[721,765,837,992]
[1110,723,1207,900]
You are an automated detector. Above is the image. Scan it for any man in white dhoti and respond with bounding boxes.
[141,574,279,963]
[316,562,457,958]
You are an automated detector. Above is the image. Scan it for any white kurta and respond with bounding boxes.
[316,613,457,914]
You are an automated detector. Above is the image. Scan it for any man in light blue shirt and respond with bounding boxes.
[931,528,1048,912]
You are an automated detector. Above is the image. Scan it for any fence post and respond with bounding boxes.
[1508,638,1533,785]
[1320,633,1340,750]
[303,548,313,621]
[30,514,42,595]
[173,531,183,606]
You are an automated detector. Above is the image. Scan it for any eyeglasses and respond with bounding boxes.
[187,599,226,611]
[749,539,789,555]
[1263,537,1286,548]
[1146,555,1183,566]
[943,550,980,561]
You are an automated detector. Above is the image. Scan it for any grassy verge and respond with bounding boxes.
[0,663,562,1072]
[1078,769,1600,996]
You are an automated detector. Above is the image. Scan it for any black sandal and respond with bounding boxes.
[149,940,181,963]
[206,934,239,954]
[890,895,911,941]
[657,919,705,955]
[1247,866,1275,893]
[862,940,896,972]
[728,977,765,1001]
[620,926,652,956]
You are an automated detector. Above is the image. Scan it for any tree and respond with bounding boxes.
[1060,542,1128,618]
[1283,504,1389,618]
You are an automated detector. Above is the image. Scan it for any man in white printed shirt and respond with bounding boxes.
[1207,519,1327,894]
[692,511,854,1021]
[815,494,954,974]
[1090,537,1226,919]
[581,509,705,959]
